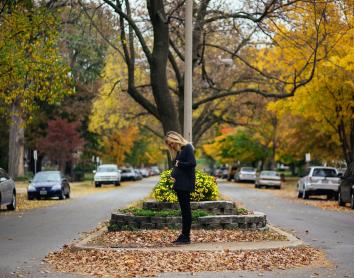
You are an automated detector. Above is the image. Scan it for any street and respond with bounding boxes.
[1,178,354,277]
[218,180,354,278]
[0,178,156,277]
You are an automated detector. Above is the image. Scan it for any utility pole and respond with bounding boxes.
[183,0,193,142]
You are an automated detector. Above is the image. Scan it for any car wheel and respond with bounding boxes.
[297,190,302,198]
[338,191,345,206]
[7,192,16,210]
[27,195,34,200]
[350,191,354,210]
[59,189,66,200]
[302,188,309,199]
[114,181,120,186]
[95,182,101,188]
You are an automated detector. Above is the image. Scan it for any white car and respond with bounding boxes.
[297,166,341,199]
[93,164,121,187]
[255,171,282,189]
[234,167,257,182]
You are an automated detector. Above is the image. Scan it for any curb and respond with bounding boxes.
[71,224,304,252]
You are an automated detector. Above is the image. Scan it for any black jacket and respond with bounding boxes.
[171,144,196,192]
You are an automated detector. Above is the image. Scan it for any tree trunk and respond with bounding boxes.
[8,102,25,178]
[147,0,181,135]
[270,117,278,170]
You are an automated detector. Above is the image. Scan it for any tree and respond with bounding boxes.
[37,119,84,172]
[267,1,353,164]
[80,0,326,144]
[203,126,271,167]
[0,2,73,177]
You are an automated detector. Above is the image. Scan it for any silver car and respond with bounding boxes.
[0,168,16,210]
[234,167,257,182]
[297,166,341,199]
[255,171,282,189]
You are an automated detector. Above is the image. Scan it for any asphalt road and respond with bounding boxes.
[0,177,156,277]
[215,180,354,278]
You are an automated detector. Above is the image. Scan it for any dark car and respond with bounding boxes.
[0,168,16,210]
[121,168,138,181]
[27,171,70,200]
[338,168,354,209]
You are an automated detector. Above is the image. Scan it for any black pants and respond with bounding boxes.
[175,190,192,238]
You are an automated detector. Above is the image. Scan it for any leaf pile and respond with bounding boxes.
[45,246,323,277]
[89,229,287,248]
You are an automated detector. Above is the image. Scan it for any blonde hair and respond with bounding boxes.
[165,131,190,159]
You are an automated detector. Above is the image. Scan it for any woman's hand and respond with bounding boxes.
[175,160,179,167]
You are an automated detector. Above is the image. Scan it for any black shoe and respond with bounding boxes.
[172,234,190,244]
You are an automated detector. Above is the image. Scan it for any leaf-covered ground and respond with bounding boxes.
[45,245,325,277]
[89,229,288,248]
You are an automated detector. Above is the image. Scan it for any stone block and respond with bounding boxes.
[205,223,222,229]
[111,213,126,222]
[224,223,239,229]
[150,217,165,224]
[140,223,155,229]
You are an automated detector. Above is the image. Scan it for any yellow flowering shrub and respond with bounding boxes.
[153,170,219,202]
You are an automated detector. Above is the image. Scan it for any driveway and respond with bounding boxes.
[0,177,157,277]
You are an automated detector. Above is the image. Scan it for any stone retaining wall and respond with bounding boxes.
[143,201,236,215]
[109,212,266,231]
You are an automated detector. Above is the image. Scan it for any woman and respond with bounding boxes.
[165,131,196,244]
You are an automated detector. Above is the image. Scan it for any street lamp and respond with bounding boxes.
[184,0,193,142]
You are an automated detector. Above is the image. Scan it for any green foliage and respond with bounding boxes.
[0,5,73,120]
[153,170,219,203]
[120,208,209,220]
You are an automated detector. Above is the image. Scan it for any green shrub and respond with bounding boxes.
[153,169,219,202]
[120,208,209,220]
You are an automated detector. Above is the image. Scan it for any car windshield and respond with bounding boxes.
[261,171,278,176]
[241,167,255,172]
[313,168,337,177]
[97,167,117,172]
[34,172,60,182]
[122,169,133,173]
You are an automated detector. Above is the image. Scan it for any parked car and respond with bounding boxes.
[297,166,341,199]
[121,168,138,181]
[93,164,121,187]
[0,168,16,210]
[214,166,228,178]
[255,171,282,189]
[227,165,238,181]
[338,171,354,209]
[149,166,160,176]
[140,168,149,177]
[234,167,257,183]
[28,171,70,200]
[134,169,143,180]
